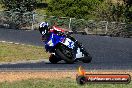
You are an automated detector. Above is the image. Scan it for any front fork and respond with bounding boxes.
[72,41,86,61]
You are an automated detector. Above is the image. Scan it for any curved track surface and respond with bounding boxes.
[0,28,132,70]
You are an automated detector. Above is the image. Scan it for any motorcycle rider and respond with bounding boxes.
[39,22,80,44]
[39,22,71,41]
[39,22,84,58]
[39,22,67,51]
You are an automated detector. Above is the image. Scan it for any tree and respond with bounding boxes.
[1,0,37,29]
[47,0,101,20]
[96,1,131,22]
[123,0,132,6]
[123,0,132,23]
[1,0,37,12]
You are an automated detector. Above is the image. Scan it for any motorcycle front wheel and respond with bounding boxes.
[81,51,92,63]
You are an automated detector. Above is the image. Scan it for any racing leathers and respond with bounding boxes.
[41,25,83,59]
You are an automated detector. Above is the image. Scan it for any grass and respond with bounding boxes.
[0,42,50,62]
[0,78,131,88]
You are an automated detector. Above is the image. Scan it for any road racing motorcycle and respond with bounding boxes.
[43,31,92,64]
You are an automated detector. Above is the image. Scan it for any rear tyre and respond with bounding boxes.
[49,54,60,64]
[55,45,74,64]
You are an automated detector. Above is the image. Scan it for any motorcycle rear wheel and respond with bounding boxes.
[49,54,60,64]
[55,45,74,64]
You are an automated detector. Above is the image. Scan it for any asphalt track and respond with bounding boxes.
[0,28,132,71]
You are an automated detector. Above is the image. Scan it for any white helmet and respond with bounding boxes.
[39,22,49,28]
[39,22,49,35]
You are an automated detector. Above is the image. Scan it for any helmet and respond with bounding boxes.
[39,22,49,35]
[39,22,49,28]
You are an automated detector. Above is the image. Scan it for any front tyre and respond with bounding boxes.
[81,49,92,63]
[80,48,92,63]
[82,54,92,63]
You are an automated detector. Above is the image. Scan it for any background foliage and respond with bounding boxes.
[47,0,102,20]
[47,0,131,23]
[1,0,131,23]
[1,0,37,12]
[0,0,131,37]
[0,0,37,29]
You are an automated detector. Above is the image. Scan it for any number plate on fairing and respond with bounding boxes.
[63,38,75,49]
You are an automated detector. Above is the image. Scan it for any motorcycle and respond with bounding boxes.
[43,31,92,64]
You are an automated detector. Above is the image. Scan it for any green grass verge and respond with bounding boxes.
[0,78,131,88]
[0,42,50,62]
